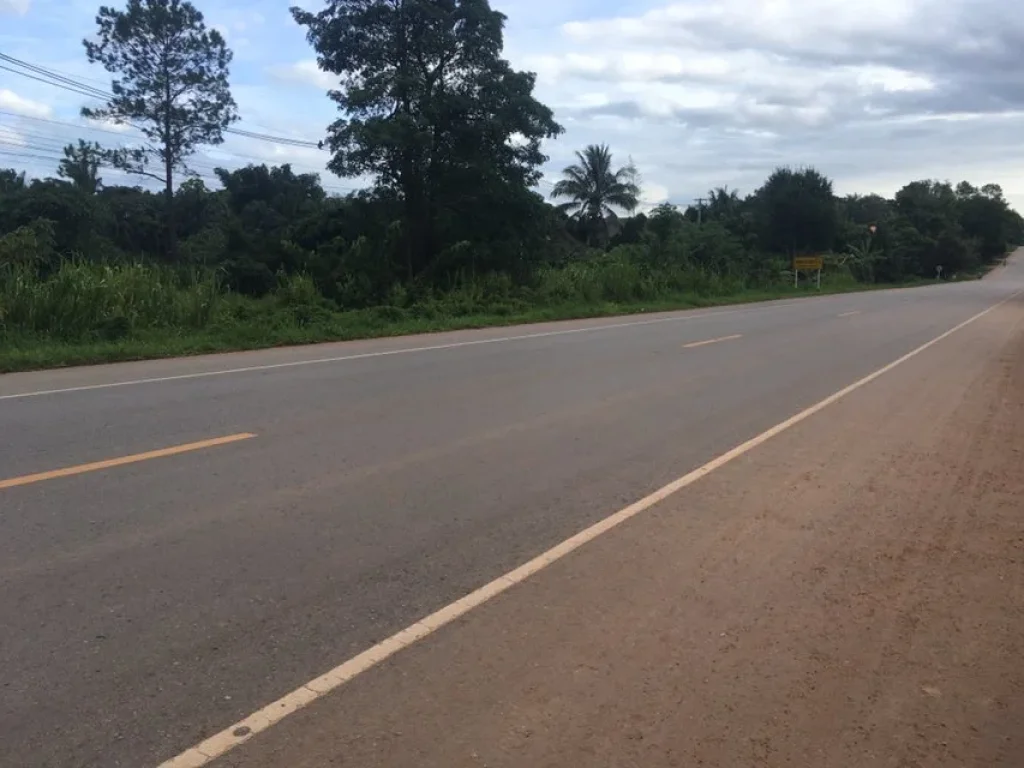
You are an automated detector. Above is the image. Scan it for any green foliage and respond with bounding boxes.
[1,0,1021,368]
[0,220,57,268]
[550,144,640,245]
[291,0,563,279]
[0,260,220,340]
[58,140,104,194]
[754,166,839,255]
[83,0,238,255]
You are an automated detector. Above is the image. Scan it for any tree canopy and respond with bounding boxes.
[58,140,103,195]
[753,167,838,255]
[551,144,640,245]
[2,0,1023,358]
[291,0,562,278]
[83,0,238,255]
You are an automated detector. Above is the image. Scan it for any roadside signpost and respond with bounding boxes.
[793,256,824,289]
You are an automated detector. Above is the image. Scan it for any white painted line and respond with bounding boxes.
[155,287,1023,768]
[838,310,862,317]
[0,299,836,401]
[683,333,742,349]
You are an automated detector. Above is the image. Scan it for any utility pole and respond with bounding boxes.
[693,197,707,225]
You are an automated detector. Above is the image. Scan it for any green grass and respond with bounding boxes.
[0,274,938,373]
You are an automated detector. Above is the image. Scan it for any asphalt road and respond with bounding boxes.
[2,262,1022,768]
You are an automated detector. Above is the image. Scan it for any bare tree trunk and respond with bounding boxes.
[162,72,177,261]
[164,154,177,261]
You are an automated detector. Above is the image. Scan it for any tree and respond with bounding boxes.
[0,169,26,195]
[894,180,958,240]
[82,0,238,257]
[839,193,891,227]
[58,140,104,194]
[753,167,838,255]
[550,144,640,245]
[291,0,562,280]
[957,181,1014,262]
[705,186,741,220]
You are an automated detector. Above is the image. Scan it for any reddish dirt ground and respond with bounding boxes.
[217,296,1024,768]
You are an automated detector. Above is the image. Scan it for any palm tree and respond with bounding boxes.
[550,144,641,245]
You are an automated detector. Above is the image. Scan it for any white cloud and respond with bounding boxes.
[0,89,51,118]
[2,0,1022,211]
[82,115,133,133]
[0,0,30,15]
[267,60,334,91]
[509,0,1024,211]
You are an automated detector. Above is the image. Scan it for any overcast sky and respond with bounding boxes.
[2,0,1023,210]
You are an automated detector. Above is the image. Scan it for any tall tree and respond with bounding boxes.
[894,180,958,240]
[550,144,640,245]
[839,193,891,226]
[291,0,563,279]
[0,169,26,194]
[753,166,838,255]
[955,180,1014,263]
[82,0,238,257]
[58,140,103,194]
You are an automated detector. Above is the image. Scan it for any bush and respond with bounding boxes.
[0,260,221,340]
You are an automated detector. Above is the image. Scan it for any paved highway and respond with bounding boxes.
[1,263,1022,767]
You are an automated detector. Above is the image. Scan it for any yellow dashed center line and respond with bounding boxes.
[0,433,256,490]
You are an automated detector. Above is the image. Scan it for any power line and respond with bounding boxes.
[0,109,143,139]
[0,109,345,184]
[0,142,361,195]
[0,52,326,149]
[0,53,109,100]
[0,63,106,102]
[1,128,342,186]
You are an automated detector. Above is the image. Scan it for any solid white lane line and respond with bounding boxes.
[838,310,862,317]
[154,287,1023,768]
[0,298,849,401]
[683,334,742,348]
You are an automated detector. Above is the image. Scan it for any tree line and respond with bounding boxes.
[1,0,1022,340]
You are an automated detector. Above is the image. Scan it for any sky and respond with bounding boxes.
[2,0,1024,210]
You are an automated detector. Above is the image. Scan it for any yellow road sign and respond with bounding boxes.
[793,256,823,271]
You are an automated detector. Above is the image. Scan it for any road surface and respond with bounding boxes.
[2,259,1024,767]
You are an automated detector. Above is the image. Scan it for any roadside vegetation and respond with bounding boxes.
[1,0,1021,372]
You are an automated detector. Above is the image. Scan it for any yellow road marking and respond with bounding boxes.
[157,288,1024,768]
[0,433,256,491]
[683,334,742,349]
[838,311,861,317]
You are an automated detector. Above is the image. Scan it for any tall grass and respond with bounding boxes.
[1,256,865,371]
[0,261,221,340]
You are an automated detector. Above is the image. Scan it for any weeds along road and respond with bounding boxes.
[2,256,1024,767]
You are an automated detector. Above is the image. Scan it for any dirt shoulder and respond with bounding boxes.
[215,295,1024,768]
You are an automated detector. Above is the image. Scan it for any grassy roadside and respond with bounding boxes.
[0,278,944,374]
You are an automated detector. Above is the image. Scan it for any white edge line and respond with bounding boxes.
[682,333,743,348]
[156,287,1024,768]
[0,298,842,401]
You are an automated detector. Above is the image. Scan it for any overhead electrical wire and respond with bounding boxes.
[0,138,360,195]
[0,52,614,201]
[0,52,361,192]
[0,52,326,149]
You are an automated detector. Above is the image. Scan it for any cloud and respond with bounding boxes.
[0,0,30,15]
[3,0,1024,211]
[513,0,1024,210]
[81,114,132,133]
[267,60,334,91]
[0,89,52,118]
